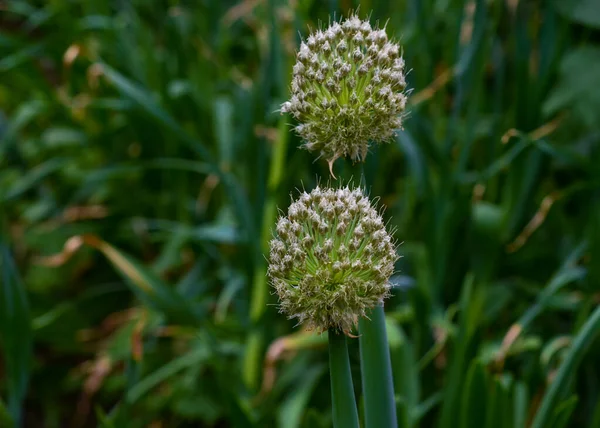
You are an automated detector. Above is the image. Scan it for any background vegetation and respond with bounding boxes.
[2,0,600,427]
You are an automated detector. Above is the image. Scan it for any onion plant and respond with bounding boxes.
[267,13,407,428]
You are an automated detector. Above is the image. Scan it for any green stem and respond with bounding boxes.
[242,0,295,389]
[328,329,360,428]
[359,304,398,428]
[242,115,289,390]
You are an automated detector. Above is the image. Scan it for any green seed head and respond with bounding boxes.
[281,15,407,166]
[268,186,398,333]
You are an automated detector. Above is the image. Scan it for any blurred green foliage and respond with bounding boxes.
[1,0,600,427]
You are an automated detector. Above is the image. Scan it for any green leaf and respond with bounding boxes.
[486,377,512,428]
[386,319,420,427]
[2,158,66,202]
[99,63,213,163]
[0,399,14,428]
[520,267,586,329]
[413,392,442,422]
[460,360,488,428]
[95,406,117,428]
[439,274,484,427]
[278,365,325,428]
[590,395,600,428]
[0,100,47,156]
[89,238,201,325]
[543,47,600,129]
[470,201,504,281]
[214,96,235,165]
[40,127,87,148]
[396,398,410,428]
[0,239,32,426]
[554,0,600,28]
[99,62,256,254]
[0,43,44,72]
[328,330,360,428]
[513,381,529,428]
[531,306,600,428]
[126,344,210,404]
[301,409,329,428]
[45,235,202,325]
[359,305,398,428]
[396,130,428,195]
[548,396,579,428]
[499,243,587,359]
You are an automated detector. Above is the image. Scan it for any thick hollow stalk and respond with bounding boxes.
[359,304,398,428]
[328,329,360,428]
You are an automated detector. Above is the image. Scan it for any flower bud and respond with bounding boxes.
[280,14,408,167]
[268,186,398,333]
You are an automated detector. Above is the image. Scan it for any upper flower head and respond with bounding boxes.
[281,15,407,167]
[267,185,398,333]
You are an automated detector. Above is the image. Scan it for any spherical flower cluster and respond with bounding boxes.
[281,15,407,166]
[268,186,398,333]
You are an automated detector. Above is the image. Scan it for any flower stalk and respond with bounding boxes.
[359,305,398,428]
[328,329,360,428]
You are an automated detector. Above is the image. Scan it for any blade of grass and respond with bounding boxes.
[386,318,421,427]
[513,381,529,428]
[0,399,13,428]
[359,304,398,428]
[0,234,32,426]
[530,305,600,428]
[486,377,512,428]
[501,2,545,241]
[386,318,419,428]
[84,237,201,325]
[243,115,290,390]
[413,392,443,422]
[0,43,44,73]
[0,99,47,156]
[396,399,409,428]
[460,360,488,427]
[548,396,578,428]
[98,63,256,247]
[95,406,117,428]
[39,235,200,325]
[438,273,483,427]
[2,157,66,202]
[496,242,587,361]
[277,365,326,428]
[328,329,360,428]
[126,344,210,404]
[590,394,600,428]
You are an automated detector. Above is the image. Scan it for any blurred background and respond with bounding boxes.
[1,0,600,427]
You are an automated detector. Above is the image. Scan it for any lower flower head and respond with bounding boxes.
[268,185,398,333]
